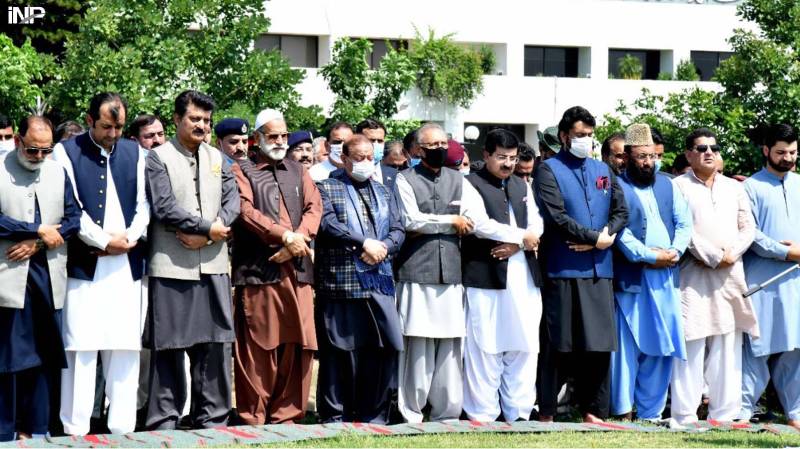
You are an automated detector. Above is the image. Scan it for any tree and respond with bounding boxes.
[599,0,798,176]
[47,0,305,126]
[0,35,53,124]
[320,37,416,125]
[4,0,85,57]
[409,29,485,108]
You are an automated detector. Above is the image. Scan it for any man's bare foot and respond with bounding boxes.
[788,419,800,430]
[583,413,605,424]
[539,415,554,423]
[16,432,32,440]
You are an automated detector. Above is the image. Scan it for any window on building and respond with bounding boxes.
[255,34,318,68]
[690,51,733,81]
[608,49,661,80]
[367,39,409,69]
[524,46,579,77]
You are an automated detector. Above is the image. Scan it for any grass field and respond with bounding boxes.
[247,430,800,448]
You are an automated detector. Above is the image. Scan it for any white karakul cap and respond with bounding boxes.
[254,108,284,132]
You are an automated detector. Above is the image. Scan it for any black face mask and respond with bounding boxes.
[423,147,448,169]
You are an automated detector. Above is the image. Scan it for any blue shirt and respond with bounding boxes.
[743,168,800,356]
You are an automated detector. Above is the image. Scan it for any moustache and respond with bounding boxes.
[298,157,312,163]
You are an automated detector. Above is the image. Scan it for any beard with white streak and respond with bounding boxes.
[16,148,44,171]
[259,135,287,161]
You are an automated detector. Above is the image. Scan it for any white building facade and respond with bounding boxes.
[263,0,753,144]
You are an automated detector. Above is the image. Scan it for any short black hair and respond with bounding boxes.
[55,120,85,142]
[174,90,215,118]
[18,116,55,141]
[88,92,127,122]
[327,121,354,140]
[601,132,625,157]
[0,113,12,130]
[558,106,596,136]
[672,153,690,173]
[748,123,798,149]
[384,140,403,157]
[355,118,386,135]
[127,114,161,139]
[651,127,664,145]
[518,142,535,162]
[403,129,418,151]
[684,127,717,150]
[484,128,519,155]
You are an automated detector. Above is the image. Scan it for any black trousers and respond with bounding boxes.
[316,342,398,424]
[145,343,231,430]
[0,366,51,441]
[536,334,611,418]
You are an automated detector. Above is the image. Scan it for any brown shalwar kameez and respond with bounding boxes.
[231,157,321,425]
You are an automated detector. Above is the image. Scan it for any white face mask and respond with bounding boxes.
[460,167,470,176]
[0,139,15,154]
[350,159,375,182]
[329,143,343,164]
[569,136,593,159]
[259,136,286,161]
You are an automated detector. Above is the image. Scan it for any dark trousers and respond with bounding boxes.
[0,366,51,441]
[145,343,231,430]
[317,342,398,424]
[537,335,611,418]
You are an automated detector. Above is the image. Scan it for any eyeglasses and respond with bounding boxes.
[493,155,519,163]
[24,146,54,156]
[632,153,658,161]
[420,141,448,150]
[692,144,721,153]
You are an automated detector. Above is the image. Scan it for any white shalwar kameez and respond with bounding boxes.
[462,184,543,422]
[55,142,149,435]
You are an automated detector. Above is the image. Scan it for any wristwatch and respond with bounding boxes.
[35,238,45,251]
[518,240,525,251]
[285,233,295,245]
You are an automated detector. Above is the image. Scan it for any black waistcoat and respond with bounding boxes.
[462,168,542,289]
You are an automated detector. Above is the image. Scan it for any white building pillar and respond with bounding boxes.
[590,45,609,80]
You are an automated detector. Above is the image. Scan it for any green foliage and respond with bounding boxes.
[4,0,84,57]
[0,35,53,123]
[657,72,673,81]
[599,0,800,176]
[285,104,326,134]
[617,54,643,80]
[478,44,497,75]
[675,59,701,81]
[384,118,422,142]
[409,28,485,108]
[48,0,304,124]
[320,37,416,124]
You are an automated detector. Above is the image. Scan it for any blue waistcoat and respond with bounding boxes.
[613,172,676,293]
[542,152,614,278]
[62,133,145,281]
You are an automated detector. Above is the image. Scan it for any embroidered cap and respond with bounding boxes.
[625,123,654,147]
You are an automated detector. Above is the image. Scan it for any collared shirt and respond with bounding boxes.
[743,168,800,356]
[673,170,758,340]
[309,159,338,182]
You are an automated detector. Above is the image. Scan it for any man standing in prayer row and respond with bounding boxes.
[231,109,321,424]
[461,129,543,422]
[0,116,81,441]
[670,128,757,426]
[55,92,149,436]
[534,106,628,423]
[143,90,240,430]
[314,135,405,424]
[394,123,474,423]
[610,124,691,421]
[740,124,800,429]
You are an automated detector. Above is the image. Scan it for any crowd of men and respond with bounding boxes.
[1,90,799,442]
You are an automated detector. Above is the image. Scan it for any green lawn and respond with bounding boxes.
[243,430,800,448]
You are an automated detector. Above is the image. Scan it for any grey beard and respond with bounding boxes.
[17,150,43,171]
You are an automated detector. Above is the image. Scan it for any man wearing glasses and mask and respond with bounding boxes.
[0,116,81,441]
[670,128,757,427]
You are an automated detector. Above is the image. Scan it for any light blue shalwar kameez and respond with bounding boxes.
[611,181,692,419]
[741,168,800,421]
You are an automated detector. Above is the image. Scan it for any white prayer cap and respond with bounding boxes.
[254,108,284,132]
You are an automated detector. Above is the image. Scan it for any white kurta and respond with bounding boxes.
[54,140,150,351]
